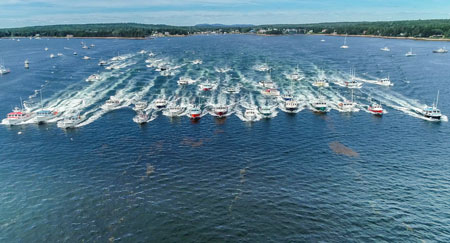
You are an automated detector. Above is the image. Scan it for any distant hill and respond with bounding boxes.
[1,20,450,39]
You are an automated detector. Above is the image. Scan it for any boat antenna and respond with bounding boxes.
[20,97,23,110]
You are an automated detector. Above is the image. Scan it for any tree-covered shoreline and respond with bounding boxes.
[2,19,450,39]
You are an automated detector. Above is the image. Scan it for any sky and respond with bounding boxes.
[0,0,450,28]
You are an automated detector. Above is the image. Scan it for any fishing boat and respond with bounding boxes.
[338,90,359,112]
[24,59,29,69]
[57,53,63,57]
[261,88,280,96]
[192,59,202,65]
[44,47,49,51]
[321,39,326,42]
[345,70,363,89]
[190,106,202,119]
[0,64,10,75]
[289,66,302,81]
[405,48,416,57]
[73,52,77,56]
[311,100,328,113]
[166,106,185,117]
[85,74,101,82]
[281,93,294,101]
[139,50,147,54]
[420,91,442,120]
[259,106,273,118]
[50,54,55,58]
[285,100,299,113]
[133,112,148,124]
[375,76,393,86]
[224,87,239,94]
[82,45,89,49]
[103,96,121,110]
[2,107,33,125]
[254,63,270,72]
[35,91,57,124]
[82,56,91,60]
[154,99,168,109]
[90,44,95,48]
[213,105,228,117]
[178,77,194,85]
[340,36,349,49]
[380,46,390,52]
[98,60,107,66]
[134,101,148,111]
[312,79,329,87]
[368,103,384,115]
[258,80,276,89]
[57,113,81,129]
[244,108,257,121]
[199,83,213,91]
[433,47,448,53]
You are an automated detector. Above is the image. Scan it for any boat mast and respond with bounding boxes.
[436,90,440,109]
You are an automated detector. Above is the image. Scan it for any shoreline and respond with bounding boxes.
[2,33,450,42]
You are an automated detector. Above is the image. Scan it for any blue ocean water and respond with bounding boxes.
[1,35,450,242]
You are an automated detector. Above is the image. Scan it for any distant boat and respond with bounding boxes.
[199,82,213,91]
[166,105,185,117]
[50,54,55,58]
[368,103,384,115]
[259,106,273,118]
[190,106,202,119]
[134,101,148,111]
[82,56,91,60]
[90,44,95,48]
[73,52,77,56]
[420,91,442,120]
[98,60,107,66]
[82,45,89,49]
[261,88,280,97]
[57,113,81,129]
[244,108,258,121]
[433,47,448,53]
[133,112,148,124]
[154,98,168,109]
[192,59,202,65]
[35,90,57,124]
[2,99,33,125]
[312,79,329,88]
[340,36,349,49]
[345,69,363,89]
[284,100,300,113]
[405,48,416,57]
[380,46,390,52]
[85,74,101,82]
[375,75,394,86]
[0,64,11,75]
[24,59,29,69]
[213,105,228,117]
[321,39,326,42]
[44,47,49,51]
[311,99,329,113]
[103,96,121,110]
[338,89,359,112]
[57,53,63,56]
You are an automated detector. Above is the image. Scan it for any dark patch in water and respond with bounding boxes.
[329,141,359,157]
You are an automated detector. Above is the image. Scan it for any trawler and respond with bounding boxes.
[154,99,168,109]
[213,105,228,117]
[375,76,393,86]
[380,47,390,52]
[134,101,148,111]
[244,108,257,121]
[133,112,148,124]
[103,96,121,110]
[2,107,33,125]
[368,103,384,115]
[420,91,442,120]
[57,113,81,129]
[312,79,329,87]
[166,106,185,117]
[337,90,359,112]
[190,107,202,119]
[433,47,448,53]
[285,100,299,113]
[259,106,273,118]
[311,99,328,113]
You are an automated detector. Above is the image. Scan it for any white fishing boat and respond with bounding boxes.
[98,60,107,66]
[85,74,101,82]
[420,91,442,120]
[44,47,49,51]
[57,113,81,129]
[0,64,10,75]
[166,106,185,117]
[254,63,270,72]
[134,101,148,111]
[375,76,394,86]
[103,96,121,110]
[139,50,147,54]
[82,45,89,49]
[380,46,390,52]
[289,66,302,81]
[311,99,329,113]
[281,93,294,101]
[285,100,299,113]
[82,56,91,60]
[35,91,57,124]
[213,105,228,117]
[57,53,63,57]
[321,39,326,42]
[405,48,416,57]
[50,54,55,58]
[177,77,191,85]
[192,59,202,65]
[368,103,384,115]
[24,59,29,69]
[2,107,33,125]
[244,108,258,121]
[90,44,95,48]
[73,52,77,56]
[345,70,363,89]
[258,80,276,89]
[154,98,168,109]
[259,106,273,118]
[133,112,149,124]
[190,106,202,119]
[337,90,359,112]
[433,47,448,53]
[199,83,213,91]
[340,36,349,49]
[224,87,239,94]
[261,88,280,96]
[312,79,329,87]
